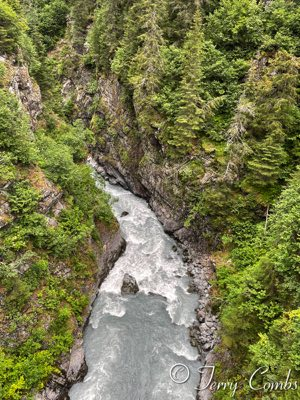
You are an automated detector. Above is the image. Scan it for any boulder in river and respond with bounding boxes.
[121,211,129,217]
[121,273,139,294]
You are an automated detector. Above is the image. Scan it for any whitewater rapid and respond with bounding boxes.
[69,180,201,400]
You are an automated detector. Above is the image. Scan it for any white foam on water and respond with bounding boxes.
[89,294,127,328]
[99,184,193,316]
[69,176,201,400]
[167,341,199,361]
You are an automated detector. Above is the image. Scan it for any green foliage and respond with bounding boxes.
[166,0,195,42]
[0,0,27,54]
[0,348,58,400]
[0,62,6,83]
[168,9,205,153]
[0,152,17,186]
[249,310,300,377]
[37,0,69,50]
[70,0,95,49]
[89,0,130,71]
[262,0,300,55]
[24,259,49,289]
[9,181,41,215]
[178,159,204,186]
[22,0,69,53]
[127,0,166,131]
[259,170,300,306]
[36,123,113,226]
[42,209,91,258]
[206,0,264,56]
[240,51,299,204]
[53,120,94,161]
[217,170,300,396]
[0,89,35,163]
[37,133,74,184]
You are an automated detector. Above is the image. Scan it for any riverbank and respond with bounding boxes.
[35,224,126,400]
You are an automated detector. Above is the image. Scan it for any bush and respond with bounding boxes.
[9,181,41,215]
[0,152,17,186]
[52,120,94,161]
[207,0,264,55]
[0,90,35,163]
[37,133,74,184]
[30,0,69,52]
[0,1,27,54]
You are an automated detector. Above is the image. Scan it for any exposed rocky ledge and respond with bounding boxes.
[35,226,126,400]
[0,55,42,130]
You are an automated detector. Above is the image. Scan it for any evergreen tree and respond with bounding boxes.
[207,0,263,56]
[70,0,95,51]
[241,51,299,203]
[126,0,167,131]
[166,0,196,43]
[219,169,300,394]
[0,0,27,54]
[244,128,287,200]
[0,89,34,163]
[169,8,205,154]
[89,0,130,71]
[262,0,300,56]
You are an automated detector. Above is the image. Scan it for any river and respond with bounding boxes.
[69,180,201,400]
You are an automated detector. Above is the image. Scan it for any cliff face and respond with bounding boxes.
[0,55,42,129]
[62,70,212,243]
[0,56,44,231]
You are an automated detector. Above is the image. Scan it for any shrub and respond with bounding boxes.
[0,1,27,54]
[9,181,41,215]
[0,90,35,163]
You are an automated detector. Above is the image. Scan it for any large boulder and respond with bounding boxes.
[121,273,139,295]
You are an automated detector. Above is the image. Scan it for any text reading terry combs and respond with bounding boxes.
[170,364,299,397]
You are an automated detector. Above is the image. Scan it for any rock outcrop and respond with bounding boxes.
[121,273,139,295]
[0,55,43,129]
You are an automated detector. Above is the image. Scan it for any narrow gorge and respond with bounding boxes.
[69,178,201,400]
[0,1,299,400]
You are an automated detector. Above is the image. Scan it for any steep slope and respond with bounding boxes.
[0,2,125,399]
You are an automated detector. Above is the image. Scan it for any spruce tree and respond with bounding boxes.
[206,0,263,56]
[169,7,205,155]
[70,0,95,50]
[241,51,299,203]
[0,0,27,54]
[243,127,288,202]
[89,0,129,71]
[166,0,196,43]
[127,0,167,131]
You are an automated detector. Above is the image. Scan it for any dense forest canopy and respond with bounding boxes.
[0,0,299,398]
